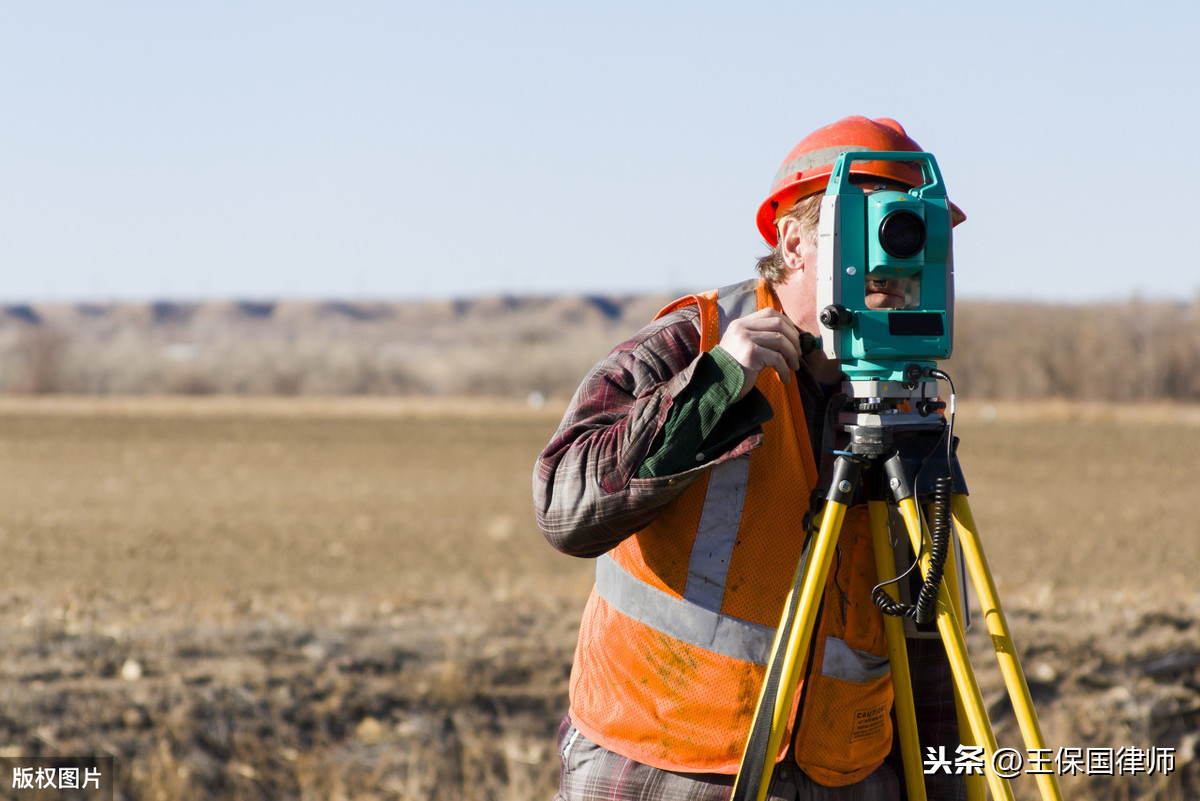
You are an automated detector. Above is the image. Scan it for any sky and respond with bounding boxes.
[2,1,1197,305]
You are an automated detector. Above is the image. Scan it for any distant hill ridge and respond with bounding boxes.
[0,294,1197,401]
[1,294,666,326]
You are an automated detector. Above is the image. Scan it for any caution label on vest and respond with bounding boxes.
[850,704,888,744]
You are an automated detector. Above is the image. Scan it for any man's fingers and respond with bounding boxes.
[739,333,796,377]
[738,312,800,359]
[760,329,801,371]
[718,311,804,396]
[740,308,800,337]
[752,345,791,385]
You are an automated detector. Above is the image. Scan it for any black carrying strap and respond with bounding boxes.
[730,568,805,801]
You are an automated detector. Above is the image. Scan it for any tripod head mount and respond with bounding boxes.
[832,370,947,458]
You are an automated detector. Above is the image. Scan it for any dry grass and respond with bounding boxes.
[6,295,1200,403]
[0,397,1195,799]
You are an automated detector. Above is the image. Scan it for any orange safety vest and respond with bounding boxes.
[568,278,893,785]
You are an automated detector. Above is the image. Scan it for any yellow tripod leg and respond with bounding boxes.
[868,501,926,801]
[895,497,1015,801]
[952,495,1064,801]
[939,526,987,801]
[732,498,849,801]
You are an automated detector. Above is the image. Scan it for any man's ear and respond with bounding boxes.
[778,218,807,271]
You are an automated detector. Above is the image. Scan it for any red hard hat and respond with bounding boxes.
[756,116,965,246]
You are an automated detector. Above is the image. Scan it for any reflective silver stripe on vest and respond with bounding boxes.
[820,636,891,683]
[682,456,750,610]
[714,280,760,339]
[771,144,877,191]
[596,554,775,666]
[679,281,760,611]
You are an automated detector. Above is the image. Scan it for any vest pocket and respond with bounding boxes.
[792,655,894,786]
[819,636,890,683]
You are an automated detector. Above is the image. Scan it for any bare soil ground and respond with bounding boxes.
[0,397,1196,800]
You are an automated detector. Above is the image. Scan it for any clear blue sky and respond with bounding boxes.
[2,2,1196,304]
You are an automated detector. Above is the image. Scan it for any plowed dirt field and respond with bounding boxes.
[0,397,1196,800]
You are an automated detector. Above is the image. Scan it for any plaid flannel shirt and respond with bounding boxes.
[534,305,774,558]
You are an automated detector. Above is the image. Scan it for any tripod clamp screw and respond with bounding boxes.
[915,399,947,416]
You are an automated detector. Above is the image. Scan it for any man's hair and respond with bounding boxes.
[755,192,823,286]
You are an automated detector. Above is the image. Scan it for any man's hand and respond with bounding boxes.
[717,308,801,401]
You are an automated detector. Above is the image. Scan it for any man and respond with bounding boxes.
[534,116,966,801]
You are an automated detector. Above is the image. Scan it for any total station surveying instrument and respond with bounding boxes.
[731,152,1063,801]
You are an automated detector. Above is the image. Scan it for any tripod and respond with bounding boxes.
[731,380,1064,801]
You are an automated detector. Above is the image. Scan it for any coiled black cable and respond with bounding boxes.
[872,474,953,623]
[914,475,952,624]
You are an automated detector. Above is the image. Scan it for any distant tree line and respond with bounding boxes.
[945,299,1200,401]
[0,297,1197,401]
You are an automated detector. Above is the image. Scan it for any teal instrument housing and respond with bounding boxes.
[815,151,955,383]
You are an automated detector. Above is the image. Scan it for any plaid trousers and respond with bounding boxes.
[552,714,900,801]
